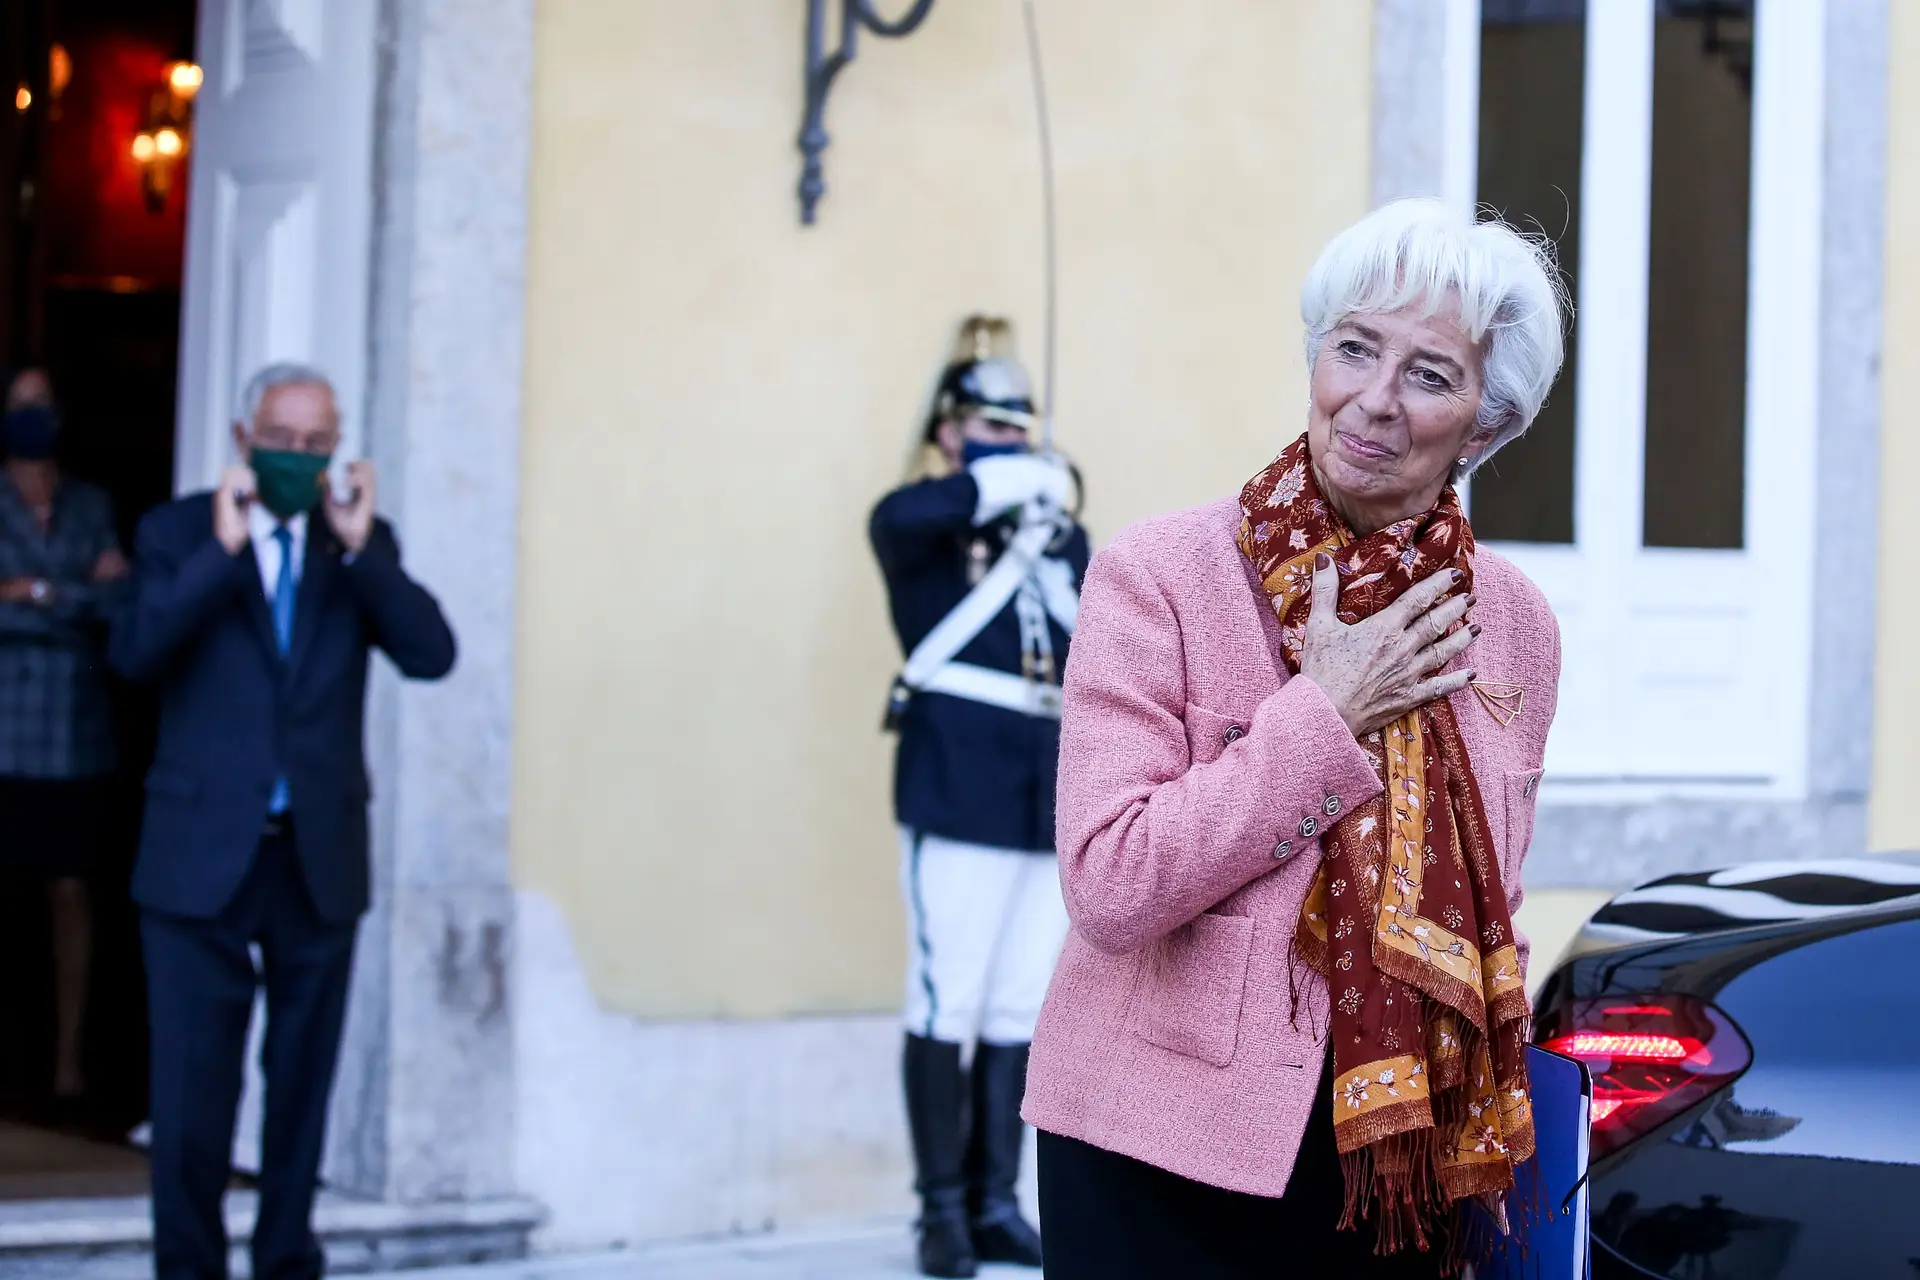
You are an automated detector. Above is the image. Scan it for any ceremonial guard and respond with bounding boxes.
[870,317,1089,1278]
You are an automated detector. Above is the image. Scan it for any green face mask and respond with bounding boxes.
[250,448,331,519]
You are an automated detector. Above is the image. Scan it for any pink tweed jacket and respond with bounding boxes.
[1022,495,1561,1197]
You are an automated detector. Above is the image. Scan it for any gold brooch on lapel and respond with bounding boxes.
[1470,681,1524,728]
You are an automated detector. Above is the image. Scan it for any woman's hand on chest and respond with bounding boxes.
[1300,554,1481,736]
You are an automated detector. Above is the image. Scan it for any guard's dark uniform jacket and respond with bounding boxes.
[871,471,1090,853]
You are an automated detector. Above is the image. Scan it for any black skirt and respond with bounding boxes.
[1037,1056,1447,1280]
[0,775,109,878]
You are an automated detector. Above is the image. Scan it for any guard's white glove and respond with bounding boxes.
[969,453,1072,525]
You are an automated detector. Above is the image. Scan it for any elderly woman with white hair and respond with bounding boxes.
[1020,200,1568,1277]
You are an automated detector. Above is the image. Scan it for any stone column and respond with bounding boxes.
[325,0,535,1204]
[1371,0,1451,206]
[1808,0,1887,834]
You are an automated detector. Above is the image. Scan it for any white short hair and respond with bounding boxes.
[1300,198,1569,476]
[239,361,335,424]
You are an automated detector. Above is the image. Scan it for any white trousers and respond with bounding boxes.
[899,828,1071,1046]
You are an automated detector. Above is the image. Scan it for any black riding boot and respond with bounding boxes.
[965,1041,1045,1267]
[904,1034,979,1278]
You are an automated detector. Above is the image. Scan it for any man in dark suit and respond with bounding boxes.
[110,363,455,1280]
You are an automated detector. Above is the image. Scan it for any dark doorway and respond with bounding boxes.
[1,0,195,1198]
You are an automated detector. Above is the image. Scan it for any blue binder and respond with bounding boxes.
[1472,1044,1592,1280]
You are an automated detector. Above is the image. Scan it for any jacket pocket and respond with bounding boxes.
[1183,704,1248,767]
[1124,912,1255,1067]
[1505,769,1544,871]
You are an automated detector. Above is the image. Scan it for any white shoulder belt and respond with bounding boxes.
[887,514,1076,724]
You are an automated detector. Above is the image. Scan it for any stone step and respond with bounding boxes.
[0,1191,543,1279]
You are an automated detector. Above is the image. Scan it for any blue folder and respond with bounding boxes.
[1472,1044,1592,1280]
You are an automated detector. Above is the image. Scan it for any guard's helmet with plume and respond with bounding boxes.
[924,315,1039,440]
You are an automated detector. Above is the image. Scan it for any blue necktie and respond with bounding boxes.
[269,526,294,815]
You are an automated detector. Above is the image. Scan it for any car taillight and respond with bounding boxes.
[1538,992,1751,1159]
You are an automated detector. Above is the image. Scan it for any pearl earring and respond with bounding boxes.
[1458,457,1470,468]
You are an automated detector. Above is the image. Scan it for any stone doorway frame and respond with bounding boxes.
[320,0,536,1213]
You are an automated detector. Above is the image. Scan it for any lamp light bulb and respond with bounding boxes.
[168,62,203,100]
[154,127,184,157]
[132,132,157,162]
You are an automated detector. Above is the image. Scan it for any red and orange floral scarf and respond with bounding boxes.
[1237,434,1533,1261]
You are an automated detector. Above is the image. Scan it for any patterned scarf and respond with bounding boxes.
[1236,434,1533,1261]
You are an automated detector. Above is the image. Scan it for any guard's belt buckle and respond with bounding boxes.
[882,676,912,733]
[1033,683,1063,717]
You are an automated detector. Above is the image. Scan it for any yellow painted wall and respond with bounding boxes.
[1873,0,1920,851]
[514,0,1373,1017]
[1514,889,1614,998]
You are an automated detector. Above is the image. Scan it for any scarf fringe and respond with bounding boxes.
[1284,929,1324,1040]
[1330,1016,1540,1275]
[1438,1147,1551,1277]
[1338,1127,1442,1258]
[1287,932,1304,1032]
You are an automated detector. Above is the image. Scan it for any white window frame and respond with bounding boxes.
[1446,0,1824,803]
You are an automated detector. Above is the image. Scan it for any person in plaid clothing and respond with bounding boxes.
[0,366,132,1109]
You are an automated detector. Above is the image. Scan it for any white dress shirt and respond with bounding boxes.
[248,504,307,601]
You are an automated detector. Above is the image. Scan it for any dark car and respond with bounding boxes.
[1529,857,1920,1279]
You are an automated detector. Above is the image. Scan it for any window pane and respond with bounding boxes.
[1642,1,1752,549]
[1473,0,1584,544]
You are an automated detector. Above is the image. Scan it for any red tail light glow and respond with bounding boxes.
[1538,992,1751,1160]
[1549,1031,1703,1064]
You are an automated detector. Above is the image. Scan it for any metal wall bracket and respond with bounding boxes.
[798,0,939,224]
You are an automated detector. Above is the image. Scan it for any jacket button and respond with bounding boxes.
[1323,795,1342,817]
[1272,840,1292,860]
[1298,815,1318,839]
[1224,724,1245,745]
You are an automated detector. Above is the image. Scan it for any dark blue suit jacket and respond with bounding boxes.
[110,494,455,923]
[870,473,1089,852]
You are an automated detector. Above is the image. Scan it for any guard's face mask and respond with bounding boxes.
[961,439,1029,466]
[3,405,60,460]
[250,447,332,519]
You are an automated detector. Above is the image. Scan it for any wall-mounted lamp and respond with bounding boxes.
[797,0,938,225]
[132,59,201,214]
[13,45,69,118]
